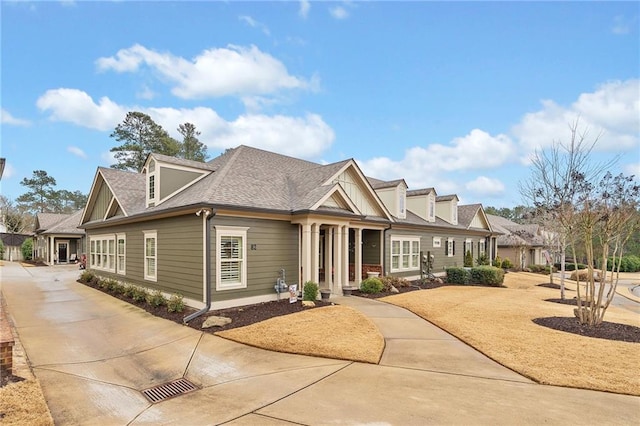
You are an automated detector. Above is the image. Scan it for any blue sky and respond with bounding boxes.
[1,1,638,209]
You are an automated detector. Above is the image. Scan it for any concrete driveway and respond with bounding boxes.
[2,262,638,425]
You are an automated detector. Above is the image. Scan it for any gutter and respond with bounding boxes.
[183,208,215,323]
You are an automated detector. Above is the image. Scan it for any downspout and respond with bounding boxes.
[183,208,215,323]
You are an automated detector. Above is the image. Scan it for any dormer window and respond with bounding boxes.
[147,159,157,207]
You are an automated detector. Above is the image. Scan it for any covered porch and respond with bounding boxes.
[295,217,386,295]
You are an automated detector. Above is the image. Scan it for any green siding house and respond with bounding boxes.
[80,145,498,312]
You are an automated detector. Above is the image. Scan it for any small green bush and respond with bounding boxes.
[131,286,148,303]
[147,289,167,307]
[501,258,514,269]
[167,294,185,313]
[470,266,505,286]
[464,250,473,267]
[80,270,95,283]
[123,283,136,298]
[103,278,120,292]
[303,281,319,301]
[0,240,5,259]
[380,275,410,292]
[21,239,33,261]
[446,267,471,284]
[360,277,383,294]
[529,264,557,274]
[89,275,101,287]
[606,255,640,272]
[476,253,490,266]
[492,255,502,268]
[554,262,587,271]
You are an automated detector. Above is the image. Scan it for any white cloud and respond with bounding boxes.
[358,129,515,190]
[623,162,640,178]
[239,15,270,36]
[36,88,127,131]
[136,85,156,100]
[2,163,15,179]
[330,6,349,20]
[465,176,506,196]
[299,0,310,19]
[512,79,639,161]
[35,89,334,159]
[67,146,87,159]
[1,109,31,126]
[611,15,636,35]
[95,44,314,100]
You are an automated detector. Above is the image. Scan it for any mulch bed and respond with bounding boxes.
[76,278,638,343]
[78,279,332,332]
[533,317,640,343]
[185,299,334,332]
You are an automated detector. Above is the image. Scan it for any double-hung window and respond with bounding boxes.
[89,235,116,273]
[216,226,248,290]
[144,231,157,281]
[117,234,126,275]
[390,236,420,272]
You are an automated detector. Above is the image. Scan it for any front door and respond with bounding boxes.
[57,242,68,263]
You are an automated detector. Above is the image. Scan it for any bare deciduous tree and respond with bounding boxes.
[520,119,638,325]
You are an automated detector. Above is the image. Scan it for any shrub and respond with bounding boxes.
[470,266,505,286]
[80,270,95,283]
[360,277,383,294]
[476,253,490,266]
[501,257,514,269]
[103,278,120,292]
[380,275,410,292]
[131,286,149,303]
[147,289,167,307]
[529,264,556,274]
[0,240,4,259]
[167,294,185,313]
[446,267,470,284]
[464,250,473,267]
[607,255,640,272]
[89,275,100,287]
[303,281,319,301]
[21,239,33,261]
[123,283,137,298]
[555,262,587,271]
[492,255,502,268]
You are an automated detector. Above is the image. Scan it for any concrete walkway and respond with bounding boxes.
[2,262,639,425]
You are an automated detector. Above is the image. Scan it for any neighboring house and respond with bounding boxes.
[34,210,85,265]
[486,214,549,269]
[0,233,31,261]
[80,146,498,311]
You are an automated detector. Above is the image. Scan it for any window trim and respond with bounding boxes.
[116,233,126,275]
[215,226,249,291]
[143,230,157,282]
[89,234,116,273]
[390,236,420,272]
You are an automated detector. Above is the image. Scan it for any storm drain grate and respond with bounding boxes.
[142,378,198,403]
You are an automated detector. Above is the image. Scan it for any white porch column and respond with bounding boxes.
[49,237,55,265]
[325,227,333,291]
[334,226,343,288]
[341,225,349,286]
[301,224,312,284]
[311,223,320,284]
[379,231,385,276]
[354,227,362,285]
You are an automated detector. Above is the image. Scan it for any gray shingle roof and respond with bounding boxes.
[36,210,84,235]
[407,188,436,196]
[486,214,544,246]
[98,167,146,216]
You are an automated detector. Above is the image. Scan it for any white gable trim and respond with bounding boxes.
[81,169,130,225]
[311,184,362,215]
[323,160,394,221]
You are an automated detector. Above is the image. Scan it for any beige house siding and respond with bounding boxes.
[211,215,299,302]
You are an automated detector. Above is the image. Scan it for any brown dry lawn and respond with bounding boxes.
[381,272,640,396]
[216,304,385,364]
[0,379,53,426]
